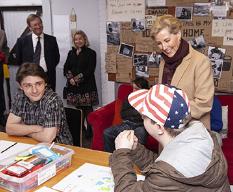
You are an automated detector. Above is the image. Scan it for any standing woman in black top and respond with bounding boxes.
[64,30,99,138]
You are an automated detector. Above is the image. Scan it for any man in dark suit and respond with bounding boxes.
[16,14,60,91]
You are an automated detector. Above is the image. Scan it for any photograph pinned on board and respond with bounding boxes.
[119,43,134,58]
[208,46,225,60]
[106,21,120,45]
[208,46,226,79]
[211,0,224,6]
[131,18,146,32]
[188,35,206,50]
[145,15,157,29]
[176,7,193,21]
[107,33,120,45]
[211,59,224,79]
[222,55,232,71]
[193,3,211,16]
[148,52,161,68]
[134,54,149,78]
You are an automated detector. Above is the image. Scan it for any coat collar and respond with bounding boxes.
[159,45,193,86]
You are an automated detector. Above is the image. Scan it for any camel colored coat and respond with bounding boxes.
[158,45,214,129]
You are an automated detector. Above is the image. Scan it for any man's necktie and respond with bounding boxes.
[33,36,41,65]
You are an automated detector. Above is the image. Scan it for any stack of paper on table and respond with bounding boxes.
[53,163,145,192]
[0,140,33,165]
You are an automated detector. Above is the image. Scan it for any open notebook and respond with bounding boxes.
[52,163,145,192]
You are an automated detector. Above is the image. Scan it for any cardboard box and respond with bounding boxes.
[107,45,119,54]
[182,16,212,42]
[215,79,233,93]
[120,22,131,30]
[120,30,137,44]
[146,6,175,16]
[108,73,116,82]
[105,53,117,73]
[116,54,133,67]
[135,37,155,53]
[116,72,133,83]
[166,0,195,6]
[147,76,159,87]
[148,67,159,76]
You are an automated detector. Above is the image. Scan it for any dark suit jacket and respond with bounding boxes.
[16,33,60,90]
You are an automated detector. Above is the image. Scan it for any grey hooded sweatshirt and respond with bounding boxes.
[110,121,230,192]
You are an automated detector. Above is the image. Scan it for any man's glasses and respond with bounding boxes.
[21,81,45,90]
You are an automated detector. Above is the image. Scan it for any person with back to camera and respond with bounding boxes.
[109,84,230,192]
[151,15,214,129]
[104,77,149,153]
[6,63,73,145]
[63,30,99,138]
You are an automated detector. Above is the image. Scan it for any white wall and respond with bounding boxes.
[48,0,104,105]
[46,0,117,106]
[98,0,115,105]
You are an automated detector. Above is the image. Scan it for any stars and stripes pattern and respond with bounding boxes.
[128,84,190,129]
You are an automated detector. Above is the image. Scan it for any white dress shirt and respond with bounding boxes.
[32,33,47,72]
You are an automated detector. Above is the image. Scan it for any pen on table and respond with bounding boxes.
[49,142,55,149]
[1,142,17,153]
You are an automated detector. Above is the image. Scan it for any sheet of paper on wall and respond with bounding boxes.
[211,5,227,18]
[145,15,157,29]
[182,16,211,41]
[52,163,145,192]
[212,19,231,37]
[0,140,33,164]
[146,0,165,7]
[107,0,145,21]
[223,35,233,46]
[145,6,175,17]
[223,19,233,46]
[105,53,117,73]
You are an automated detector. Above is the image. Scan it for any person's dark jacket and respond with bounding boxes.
[63,46,98,106]
[120,99,143,124]
[16,33,60,90]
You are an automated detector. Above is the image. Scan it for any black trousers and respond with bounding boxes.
[65,107,82,146]
[76,106,93,137]
[103,121,148,153]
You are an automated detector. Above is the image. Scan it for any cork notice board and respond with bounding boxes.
[105,0,233,92]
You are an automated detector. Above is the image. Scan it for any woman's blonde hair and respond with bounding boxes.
[73,30,90,47]
[151,15,182,40]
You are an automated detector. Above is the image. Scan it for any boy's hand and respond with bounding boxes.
[132,135,138,150]
[115,130,134,150]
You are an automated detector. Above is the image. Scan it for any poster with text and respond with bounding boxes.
[107,0,145,21]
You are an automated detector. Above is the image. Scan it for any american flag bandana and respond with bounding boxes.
[128,84,190,129]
